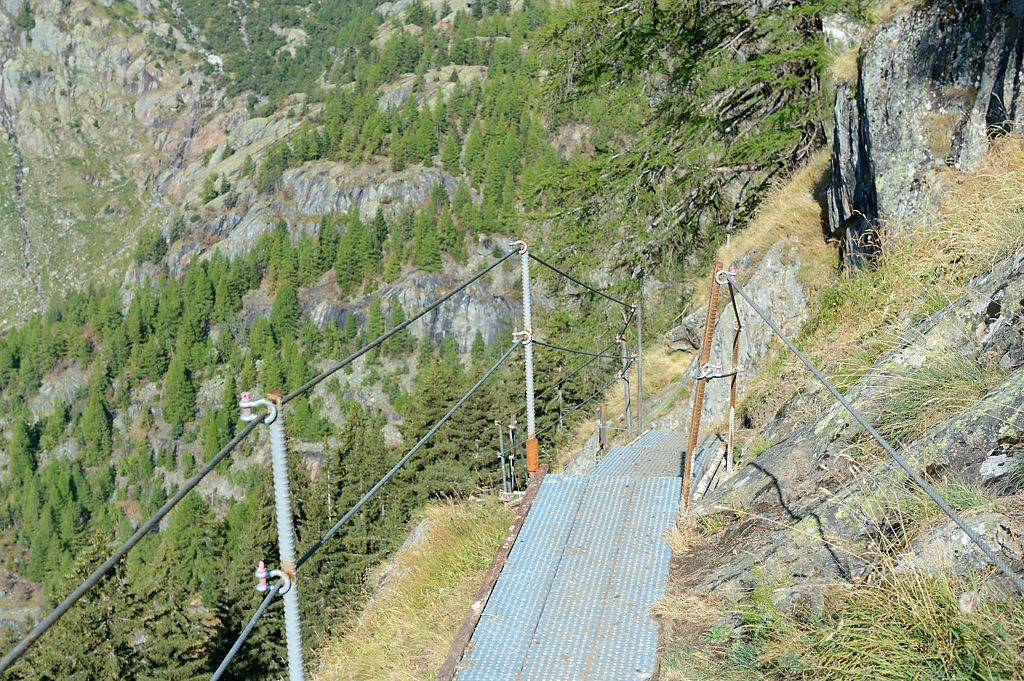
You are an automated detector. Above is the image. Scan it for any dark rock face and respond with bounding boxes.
[829,0,1024,265]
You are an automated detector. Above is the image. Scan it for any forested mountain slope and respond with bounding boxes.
[0,0,868,678]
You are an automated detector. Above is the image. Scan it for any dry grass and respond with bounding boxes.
[829,47,860,86]
[314,498,513,681]
[715,149,834,296]
[665,522,699,554]
[652,591,719,626]
[870,0,926,28]
[802,136,1024,384]
[551,343,692,471]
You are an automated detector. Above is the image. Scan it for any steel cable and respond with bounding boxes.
[210,580,283,681]
[211,342,522,678]
[282,249,518,404]
[512,341,617,418]
[724,275,1024,595]
[0,417,266,673]
[535,369,625,439]
[532,339,626,359]
[296,340,522,568]
[528,253,630,309]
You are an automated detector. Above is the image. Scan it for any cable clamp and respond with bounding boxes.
[697,359,723,380]
[254,561,291,595]
[513,329,533,345]
[239,392,277,425]
[510,238,528,254]
[715,265,738,286]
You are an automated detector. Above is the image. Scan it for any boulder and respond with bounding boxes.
[896,513,1024,575]
[828,0,1024,256]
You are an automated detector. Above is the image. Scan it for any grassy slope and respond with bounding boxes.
[314,498,513,681]
[659,137,1024,680]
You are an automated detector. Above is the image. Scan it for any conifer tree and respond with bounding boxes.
[270,280,301,341]
[82,374,113,466]
[383,250,402,283]
[441,133,461,174]
[164,353,195,437]
[8,417,35,482]
[15,530,136,680]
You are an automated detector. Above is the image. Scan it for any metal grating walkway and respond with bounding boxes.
[455,430,684,681]
[591,430,688,478]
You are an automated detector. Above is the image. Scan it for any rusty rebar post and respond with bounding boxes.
[683,261,722,510]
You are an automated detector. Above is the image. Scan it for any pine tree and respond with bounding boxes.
[81,374,112,466]
[270,280,301,342]
[383,250,401,283]
[200,172,220,203]
[441,133,461,174]
[463,120,486,182]
[164,353,195,436]
[15,2,35,31]
[7,417,36,482]
[15,531,136,680]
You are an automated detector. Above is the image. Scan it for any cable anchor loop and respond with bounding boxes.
[509,238,528,255]
[512,329,533,345]
[715,264,738,286]
[697,359,723,380]
[239,392,277,425]
[255,561,292,595]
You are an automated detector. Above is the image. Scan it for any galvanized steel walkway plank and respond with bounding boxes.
[456,429,683,681]
[592,430,688,478]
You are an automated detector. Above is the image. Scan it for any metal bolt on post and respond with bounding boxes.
[240,391,304,681]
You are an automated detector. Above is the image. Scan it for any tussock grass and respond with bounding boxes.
[872,349,1005,449]
[829,47,860,86]
[314,499,513,681]
[717,149,834,296]
[803,137,1024,385]
[665,569,1024,681]
[861,479,994,555]
[666,522,700,554]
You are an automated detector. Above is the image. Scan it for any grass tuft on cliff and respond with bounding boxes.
[664,569,1024,681]
[314,498,513,681]
[806,137,1024,381]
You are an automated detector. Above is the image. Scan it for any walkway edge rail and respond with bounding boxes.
[721,270,1024,595]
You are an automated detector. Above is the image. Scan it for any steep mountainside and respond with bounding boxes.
[3,0,969,679]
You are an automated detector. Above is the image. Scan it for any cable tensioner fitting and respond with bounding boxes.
[239,392,277,425]
[513,329,533,345]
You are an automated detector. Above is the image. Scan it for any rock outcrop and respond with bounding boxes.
[663,239,810,429]
[692,244,1024,600]
[828,1,1024,265]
